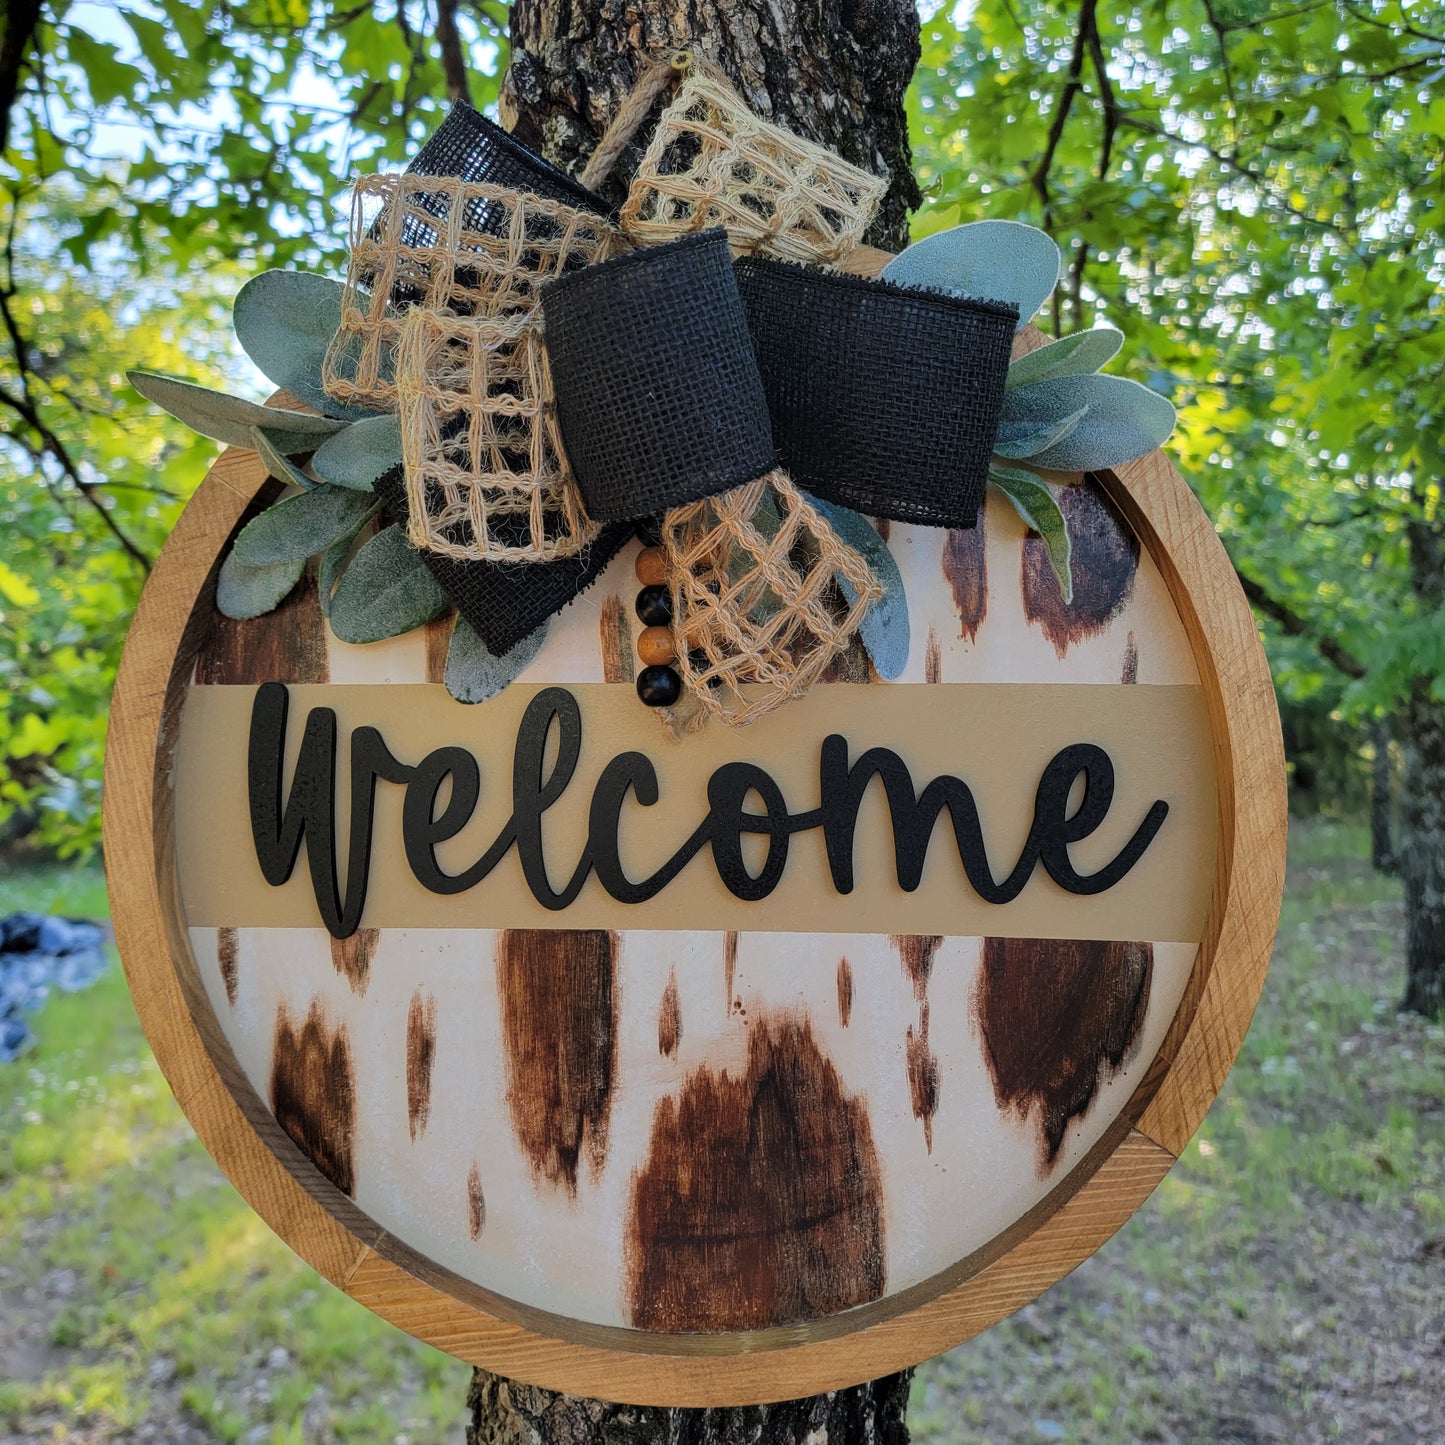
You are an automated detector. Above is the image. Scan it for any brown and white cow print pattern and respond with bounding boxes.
[185,475,1201,1335]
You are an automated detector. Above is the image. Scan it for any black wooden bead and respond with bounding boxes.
[635,584,673,627]
[634,515,663,547]
[636,664,682,708]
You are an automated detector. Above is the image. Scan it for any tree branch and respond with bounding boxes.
[1031,0,1094,225]
[1235,568,1367,680]
[435,0,471,105]
[0,380,154,571]
[0,0,41,155]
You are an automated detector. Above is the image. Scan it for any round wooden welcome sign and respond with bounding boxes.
[105,311,1286,1406]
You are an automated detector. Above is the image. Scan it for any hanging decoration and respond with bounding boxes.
[107,47,1290,1411]
[128,53,1177,725]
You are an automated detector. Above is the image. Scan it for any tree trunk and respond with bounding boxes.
[1401,483,1445,1016]
[1400,689,1445,1016]
[465,1370,914,1444]
[498,0,922,252]
[1369,718,1397,876]
[465,3,922,1436]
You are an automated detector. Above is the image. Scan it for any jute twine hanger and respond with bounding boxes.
[578,49,696,192]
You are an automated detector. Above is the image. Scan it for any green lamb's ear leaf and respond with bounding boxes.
[809,495,910,681]
[249,425,317,491]
[310,414,403,491]
[443,615,550,704]
[1006,328,1125,390]
[128,370,346,453]
[1000,373,1176,472]
[881,221,1061,330]
[232,270,383,422]
[988,466,1073,603]
[993,405,1089,460]
[327,524,449,644]
[232,485,380,567]
[318,503,383,619]
[215,549,306,620]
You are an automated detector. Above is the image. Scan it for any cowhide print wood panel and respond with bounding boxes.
[182,478,1205,1335]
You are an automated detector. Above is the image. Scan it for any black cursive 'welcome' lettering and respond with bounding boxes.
[246,682,1170,939]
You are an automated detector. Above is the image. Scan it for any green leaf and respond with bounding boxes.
[127,370,345,453]
[1000,374,1176,471]
[318,506,383,619]
[327,525,449,644]
[994,405,1089,460]
[809,496,910,681]
[232,485,380,566]
[1006,329,1125,390]
[443,616,550,704]
[881,221,1061,329]
[309,414,403,491]
[215,551,307,620]
[249,426,317,491]
[988,466,1073,604]
[232,270,383,422]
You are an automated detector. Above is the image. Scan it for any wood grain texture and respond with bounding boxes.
[625,1012,885,1332]
[496,929,617,1195]
[102,325,1287,1401]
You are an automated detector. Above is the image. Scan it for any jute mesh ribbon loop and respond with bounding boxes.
[374,463,634,655]
[661,470,882,726]
[394,307,599,562]
[618,68,888,265]
[323,173,625,411]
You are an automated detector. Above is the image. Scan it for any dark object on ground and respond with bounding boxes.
[0,911,107,1062]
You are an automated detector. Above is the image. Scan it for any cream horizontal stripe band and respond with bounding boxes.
[175,682,1216,942]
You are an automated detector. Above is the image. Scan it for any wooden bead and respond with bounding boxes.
[637,626,676,666]
[635,584,673,627]
[634,546,668,587]
[636,665,682,707]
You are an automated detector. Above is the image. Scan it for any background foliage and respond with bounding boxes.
[2,0,1442,854]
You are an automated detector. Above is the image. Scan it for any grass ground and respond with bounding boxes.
[0,820,1441,1443]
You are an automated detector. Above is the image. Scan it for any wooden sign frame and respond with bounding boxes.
[104,293,1286,1407]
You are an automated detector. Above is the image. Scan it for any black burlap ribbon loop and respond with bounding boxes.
[374,464,633,654]
[734,258,1019,530]
[388,101,614,255]
[541,230,777,522]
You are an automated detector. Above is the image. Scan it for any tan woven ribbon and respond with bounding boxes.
[323,172,624,563]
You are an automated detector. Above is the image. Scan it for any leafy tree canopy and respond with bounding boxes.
[2,0,1442,854]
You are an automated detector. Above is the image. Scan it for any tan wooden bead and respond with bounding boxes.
[636,625,677,666]
[634,546,668,587]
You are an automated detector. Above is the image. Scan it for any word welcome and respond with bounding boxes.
[247,683,1170,939]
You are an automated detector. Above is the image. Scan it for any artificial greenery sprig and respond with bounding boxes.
[128,271,547,704]
[882,220,1178,603]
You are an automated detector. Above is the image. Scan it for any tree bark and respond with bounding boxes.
[1369,718,1397,876]
[498,0,922,252]
[1400,688,1445,1016]
[1400,480,1445,1015]
[466,3,922,1435]
[465,1369,914,1444]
